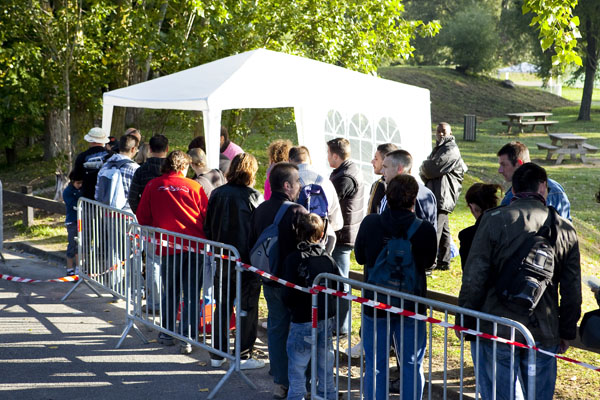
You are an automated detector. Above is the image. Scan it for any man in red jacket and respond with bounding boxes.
[136,150,208,353]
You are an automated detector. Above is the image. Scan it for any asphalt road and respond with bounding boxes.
[0,249,275,400]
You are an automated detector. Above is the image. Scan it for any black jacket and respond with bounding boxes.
[204,183,262,263]
[458,217,481,271]
[420,135,467,213]
[355,207,437,317]
[128,157,165,213]
[282,242,340,323]
[249,191,308,282]
[330,160,365,246]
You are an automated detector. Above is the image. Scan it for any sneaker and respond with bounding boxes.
[240,357,265,370]
[158,333,175,346]
[210,357,227,368]
[272,384,288,399]
[436,263,450,271]
[66,269,75,276]
[345,341,363,359]
[180,343,192,354]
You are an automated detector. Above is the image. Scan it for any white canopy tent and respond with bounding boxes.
[102,49,432,184]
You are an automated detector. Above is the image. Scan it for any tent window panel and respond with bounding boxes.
[361,165,374,185]
[376,117,401,147]
[325,110,346,137]
[349,114,371,139]
[361,141,373,165]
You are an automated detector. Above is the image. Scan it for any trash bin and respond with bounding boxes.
[464,114,477,141]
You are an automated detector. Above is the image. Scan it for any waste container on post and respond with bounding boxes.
[464,114,477,141]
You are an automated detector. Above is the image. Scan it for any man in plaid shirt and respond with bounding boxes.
[95,134,140,212]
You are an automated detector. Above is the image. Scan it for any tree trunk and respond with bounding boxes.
[578,16,599,121]
[43,107,69,161]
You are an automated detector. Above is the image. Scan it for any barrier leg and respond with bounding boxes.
[115,318,149,349]
[207,363,256,400]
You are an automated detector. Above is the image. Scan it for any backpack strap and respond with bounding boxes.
[106,158,133,170]
[315,174,323,186]
[406,218,422,240]
[274,201,294,226]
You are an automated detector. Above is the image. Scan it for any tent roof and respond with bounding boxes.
[103,48,429,112]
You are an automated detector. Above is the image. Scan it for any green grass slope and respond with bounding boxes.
[379,66,574,123]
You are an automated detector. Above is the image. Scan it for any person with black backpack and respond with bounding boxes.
[354,174,437,400]
[281,213,341,400]
[249,162,308,400]
[459,163,582,400]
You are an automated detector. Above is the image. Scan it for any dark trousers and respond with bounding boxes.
[436,210,451,267]
[211,264,262,360]
[161,252,200,339]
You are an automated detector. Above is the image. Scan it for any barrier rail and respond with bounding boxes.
[62,197,136,302]
[117,222,256,400]
[310,273,538,400]
[0,180,4,263]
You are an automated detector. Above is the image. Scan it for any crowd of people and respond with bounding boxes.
[62,123,589,400]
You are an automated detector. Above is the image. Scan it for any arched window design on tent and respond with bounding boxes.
[376,117,401,147]
[347,113,374,184]
[324,110,346,143]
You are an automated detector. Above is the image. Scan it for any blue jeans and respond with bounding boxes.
[472,341,558,400]
[331,244,352,335]
[287,318,336,400]
[263,284,292,387]
[161,252,200,340]
[363,314,426,400]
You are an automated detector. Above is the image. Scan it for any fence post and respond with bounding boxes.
[21,185,34,228]
[464,114,477,141]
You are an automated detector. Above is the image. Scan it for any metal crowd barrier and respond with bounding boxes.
[309,273,537,400]
[62,197,137,302]
[117,222,256,400]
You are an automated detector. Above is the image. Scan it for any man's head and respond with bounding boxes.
[269,162,301,201]
[125,127,142,144]
[187,136,205,152]
[512,162,548,198]
[296,213,325,243]
[226,153,259,187]
[220,126,229,147]
[371,143,398,175]
[149,134,169,157]
[382,149,413,184]
[119,134,139,159]
[497,142,530,182]
[436,122,452,142]
[288,146,311,165]
[84,127,110,146]
[326,138,350,169]
[386,174,419,211]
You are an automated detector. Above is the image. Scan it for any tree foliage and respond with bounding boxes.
[522,0,582,69]
[0,0,440,165]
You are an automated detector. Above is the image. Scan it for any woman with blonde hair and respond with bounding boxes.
[264,139,293,200]
[204,152,265,369]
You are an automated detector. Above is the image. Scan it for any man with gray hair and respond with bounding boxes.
[379,149,437,230]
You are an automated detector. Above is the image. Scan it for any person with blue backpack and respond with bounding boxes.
[355,174,437,400]
[249,162,308,400]
[288,145,342,254]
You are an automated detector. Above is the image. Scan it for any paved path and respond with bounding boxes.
[0,249,274,400]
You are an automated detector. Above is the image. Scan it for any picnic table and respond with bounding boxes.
[537,133,598,165]
[501,112,558,134]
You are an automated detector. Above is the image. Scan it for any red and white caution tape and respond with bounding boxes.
[309,284,600,373]
[0,273,79,283]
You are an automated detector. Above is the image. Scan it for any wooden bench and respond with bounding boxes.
[537,142,559,151]
[583,143,599,153]
[502,120,558,134]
